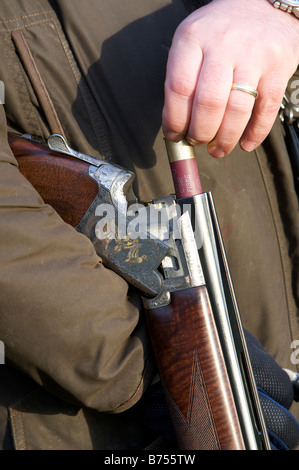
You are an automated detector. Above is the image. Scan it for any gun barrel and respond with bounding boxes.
[164,139,271,450]
[186,192,270,449]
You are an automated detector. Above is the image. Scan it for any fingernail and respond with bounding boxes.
[208,142,225,158]
[163,130,183,142]
[240,140,258,152]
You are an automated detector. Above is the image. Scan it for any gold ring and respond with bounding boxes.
[231,83,258,99]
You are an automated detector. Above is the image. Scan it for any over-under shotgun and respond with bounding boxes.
[9,132,271,450]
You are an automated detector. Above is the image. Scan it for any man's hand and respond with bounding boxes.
[162,0,299,157]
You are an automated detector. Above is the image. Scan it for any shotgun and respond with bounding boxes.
[8,132,271,450]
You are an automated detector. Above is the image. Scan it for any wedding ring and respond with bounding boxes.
[231,83,258,99]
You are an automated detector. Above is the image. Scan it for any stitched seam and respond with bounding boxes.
[9,18,55,32]
[52,20,113,159]
[3,32,42,137]
[52,21,81,85]
[11,28,65,136]
[114,355,157,413]
[0,10,53,25]
[9,409,26,450]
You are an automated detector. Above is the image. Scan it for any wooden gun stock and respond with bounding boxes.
[146,286,245,450]
[8,133,98,227]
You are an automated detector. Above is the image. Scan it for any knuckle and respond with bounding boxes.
[267,42,285,64]
[166,75,195,99]
[190,133,214,145]
[263,87,283,114]
[195,93,226,115]
[188,96,227,143]
[162,116,187,136]
[248,120,271,142]
[175,18,201,43]
[227,97,253,118]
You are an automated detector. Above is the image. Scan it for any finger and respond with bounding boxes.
[240,78,286,152]
[162,26,204,141]
[207,75,259,158]
[185,56,234,146]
